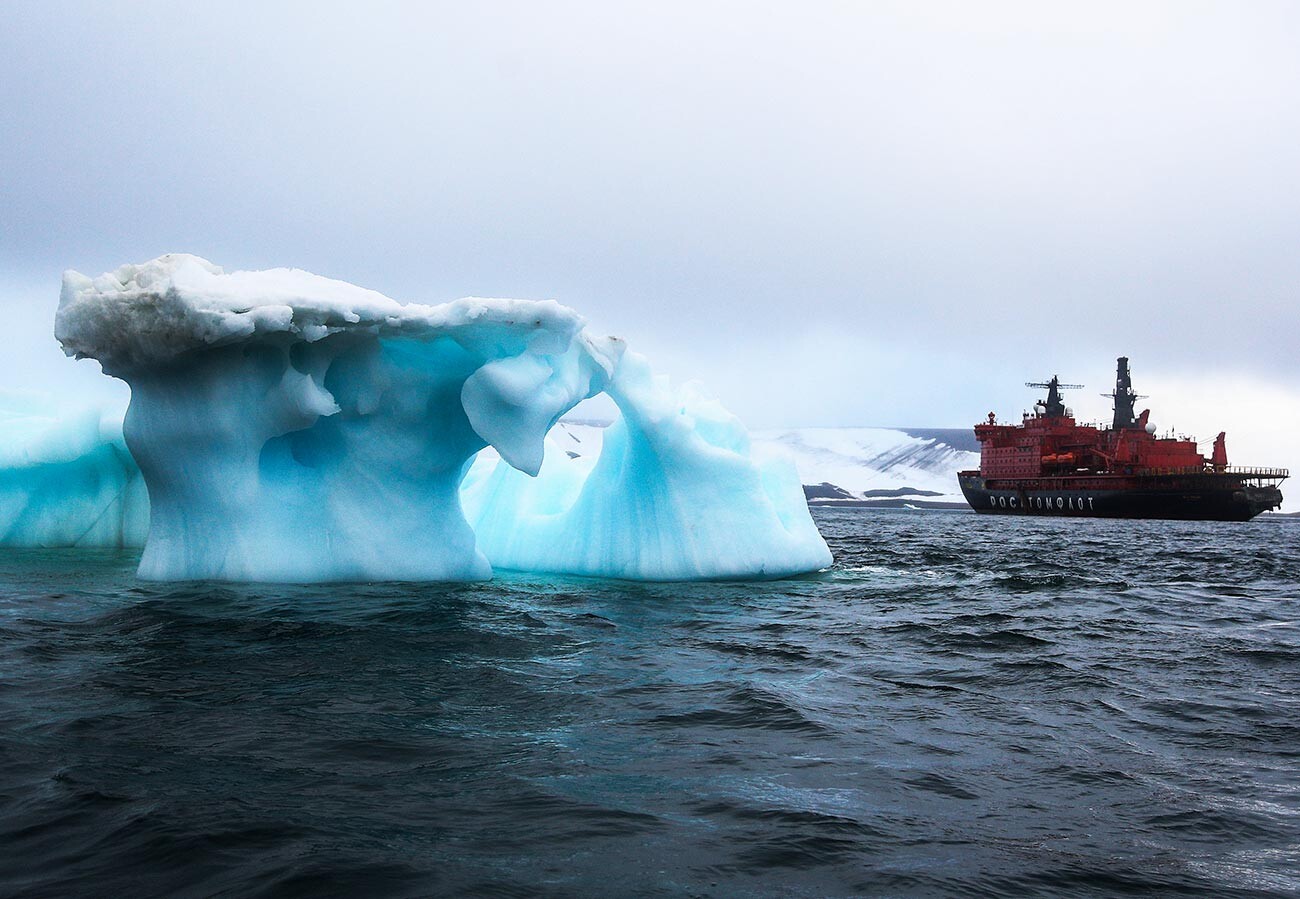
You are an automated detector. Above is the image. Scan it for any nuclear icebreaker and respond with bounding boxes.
[55,255,831,582]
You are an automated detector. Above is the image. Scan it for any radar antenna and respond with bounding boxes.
[1102,356,1146,428]
[1025,375,1082,417]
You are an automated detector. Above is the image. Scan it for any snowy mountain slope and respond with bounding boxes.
[751,427,978,504]
[525,422,979,507]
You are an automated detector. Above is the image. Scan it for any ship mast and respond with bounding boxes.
[1025,375,1082,417]
[1104,356,1145,429]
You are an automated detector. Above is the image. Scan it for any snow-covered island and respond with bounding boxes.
[754,427,979,508]
[45,255,831,582]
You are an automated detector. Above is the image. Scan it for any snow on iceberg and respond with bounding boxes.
[54,255,831,582]
[0,393,146,547]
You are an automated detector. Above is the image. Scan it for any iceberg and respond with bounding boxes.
[0,394,147,548]
[53,255,831,582]
[461,353,826,580]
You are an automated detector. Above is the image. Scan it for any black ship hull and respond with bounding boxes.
[957,473,1283,522]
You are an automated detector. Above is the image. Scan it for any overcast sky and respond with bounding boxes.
[3,1,1298,491]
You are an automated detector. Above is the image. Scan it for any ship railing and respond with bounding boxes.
[1142,465,1289,479]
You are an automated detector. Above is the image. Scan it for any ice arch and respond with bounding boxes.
[54,255,831,582]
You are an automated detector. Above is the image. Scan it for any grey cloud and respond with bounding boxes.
[2,1,1298,432]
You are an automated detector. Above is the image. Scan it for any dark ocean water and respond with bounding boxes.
[1,509,1297,898]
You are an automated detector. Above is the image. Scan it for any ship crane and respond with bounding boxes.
[1025,375,1082,417]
